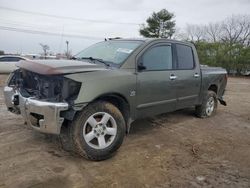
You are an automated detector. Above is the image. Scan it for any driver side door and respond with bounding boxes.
[135,43,178,118]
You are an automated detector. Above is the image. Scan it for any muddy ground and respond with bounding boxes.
[0,75,250,188]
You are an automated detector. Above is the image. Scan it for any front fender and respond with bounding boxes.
[64,69,137,118]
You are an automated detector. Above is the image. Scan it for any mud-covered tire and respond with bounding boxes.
[195,90,218,118]
[59,123,74,152]
[68,101,126,161]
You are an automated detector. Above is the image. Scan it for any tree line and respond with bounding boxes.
[140,10,250,75]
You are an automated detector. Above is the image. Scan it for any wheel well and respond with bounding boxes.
[94,94,130,131]
[208,84,218,94]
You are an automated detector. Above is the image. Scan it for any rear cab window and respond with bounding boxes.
[176,44,195,69]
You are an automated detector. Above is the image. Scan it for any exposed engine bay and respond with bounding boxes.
[8,69,81,104]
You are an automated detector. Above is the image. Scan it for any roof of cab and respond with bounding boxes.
[111,37,193,46]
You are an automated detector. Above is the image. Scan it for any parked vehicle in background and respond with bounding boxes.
[4,38,227,161]
[241,70,250,76]
[0,55,28,73]
[22,54,41,60]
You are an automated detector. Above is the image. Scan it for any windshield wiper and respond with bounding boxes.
[80,57,110,67]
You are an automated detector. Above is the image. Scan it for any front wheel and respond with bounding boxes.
[69,101,126,161]
[195,90,218,118]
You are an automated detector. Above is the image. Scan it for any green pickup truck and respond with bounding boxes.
[4,38,227,160]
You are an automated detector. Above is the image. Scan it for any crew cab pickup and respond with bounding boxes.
[4,38,227,160]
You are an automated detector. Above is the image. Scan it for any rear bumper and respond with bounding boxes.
[4,86,68,134]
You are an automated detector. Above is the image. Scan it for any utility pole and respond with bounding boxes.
[66,40,69,59]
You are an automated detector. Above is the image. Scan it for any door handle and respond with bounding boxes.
[194,73,200,78]
[170,74,177,80]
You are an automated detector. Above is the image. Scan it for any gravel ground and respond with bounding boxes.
[0,75,250,188]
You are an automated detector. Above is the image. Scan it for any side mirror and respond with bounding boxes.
[138,63,146,71]
[137,58,146,71]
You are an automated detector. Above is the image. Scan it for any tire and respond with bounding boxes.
[59,123,74,152]
[195,90,218,118]
[68,101,126,161]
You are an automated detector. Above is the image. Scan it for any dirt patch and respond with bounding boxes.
[0,76,250,187]
[0,74,8,87]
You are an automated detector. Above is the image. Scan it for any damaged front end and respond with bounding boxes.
[4,69,82,134]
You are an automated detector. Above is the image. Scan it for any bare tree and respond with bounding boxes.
[39,43,50,59]
[181,15,250,46]
[184,24,206,42]
[180,14,250,74]
[172,27,185,40]
[205,23,222,43]
[221,15,250,46]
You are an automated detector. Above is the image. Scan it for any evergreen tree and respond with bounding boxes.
[139,9,175,38]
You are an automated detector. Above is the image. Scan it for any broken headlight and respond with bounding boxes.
[8,69,81,103]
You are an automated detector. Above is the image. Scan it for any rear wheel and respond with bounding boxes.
[195,90,218,118]
[68,101,126,161]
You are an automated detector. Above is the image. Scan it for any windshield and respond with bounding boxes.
[75,40,144,65]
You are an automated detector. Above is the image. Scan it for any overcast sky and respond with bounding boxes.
[0,0,249,55]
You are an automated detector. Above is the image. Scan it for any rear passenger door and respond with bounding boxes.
[174,43,201,109]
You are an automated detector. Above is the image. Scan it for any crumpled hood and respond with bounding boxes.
[16,59,107,75]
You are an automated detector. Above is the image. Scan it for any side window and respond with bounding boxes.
[0,57,19,62]
[176,44,194,69]
[11,57,23,61]
[142,45,172,71]
[0,57,8,62]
